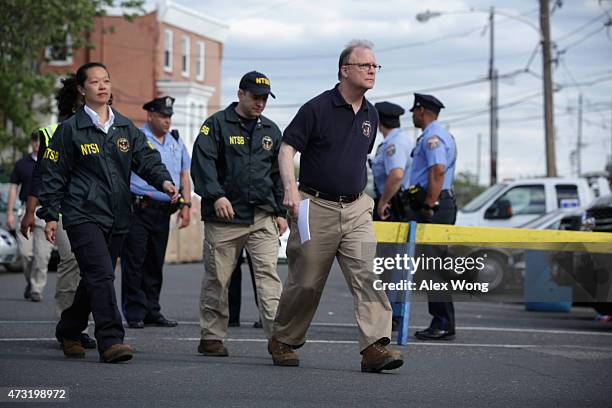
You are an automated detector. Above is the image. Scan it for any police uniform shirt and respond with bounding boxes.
[130,123,190,202]
[378,128,412,195]
[371,142,386,197]
[409,120,456,191]
[282,85,378,196]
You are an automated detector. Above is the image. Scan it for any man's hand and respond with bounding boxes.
[162,181,180,203]
[283,184,300,219]
[6,212,15,230]
[177,205,190,229]
[276,217,288,236]
[214,197,235,220]
[44,221,58,244]
[19,210,36,239]
[377,199,391,220]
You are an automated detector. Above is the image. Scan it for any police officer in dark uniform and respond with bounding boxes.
[407,93,458,341]
[121,96,191,329]
[371,101,413,221]
[37,62,179,363]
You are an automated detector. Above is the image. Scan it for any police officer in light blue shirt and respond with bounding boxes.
[121,96,192,329]
[372,101,412,221]
[408,93,458,342]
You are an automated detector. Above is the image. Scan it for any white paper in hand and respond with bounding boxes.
[298,198,311,244]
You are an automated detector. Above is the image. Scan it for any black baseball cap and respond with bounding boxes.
[239,71,275,99]
[143,96,175,116]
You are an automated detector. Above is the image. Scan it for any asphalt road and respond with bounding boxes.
[1,262,611,408]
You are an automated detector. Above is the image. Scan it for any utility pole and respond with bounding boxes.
[477,133,482,185]
[577,93,583,176]
[489,6,499,186]
[540,0,557,176]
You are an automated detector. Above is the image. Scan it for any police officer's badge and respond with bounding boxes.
[165,97,173,107]
[386,144,396,157]
[262,135,273,151]
[117,137,130,153]
[427,136,441,149]
[362,121,371,138]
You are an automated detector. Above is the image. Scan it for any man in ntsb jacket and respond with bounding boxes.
[191,71,286,357]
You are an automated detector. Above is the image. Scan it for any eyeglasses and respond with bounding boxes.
[344,63,382,72]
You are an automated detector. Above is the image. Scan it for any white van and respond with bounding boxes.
[456,177,610,228]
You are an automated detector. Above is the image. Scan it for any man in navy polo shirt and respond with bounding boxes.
[269,40,403,373]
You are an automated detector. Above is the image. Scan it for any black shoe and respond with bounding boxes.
[144,316,178,327]
[24,284,32,300]
[228,320,240,327]
[253,320,263,329]
[414,327,455,341]
[127,320,145,329]
[79,333,97,349]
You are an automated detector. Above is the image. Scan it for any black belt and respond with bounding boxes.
[439,190,454,200]
[132,195,177,212]
[299,185,362,204]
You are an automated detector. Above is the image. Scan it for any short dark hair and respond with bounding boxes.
[337,39,374,80]
[75,62,109,87]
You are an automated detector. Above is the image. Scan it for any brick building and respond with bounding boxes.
[42,0,229,153]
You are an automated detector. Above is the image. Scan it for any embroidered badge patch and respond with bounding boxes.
[117,138,130,153]
[427,136,441,149]
[362,121,371,138]
[262,135,273,151]
[386,144,396,157]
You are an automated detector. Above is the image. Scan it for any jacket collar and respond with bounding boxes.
[223,102,272,128]
[75,106,130,130]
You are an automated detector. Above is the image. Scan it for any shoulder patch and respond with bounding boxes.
[386,144,396,157]
[427,136,441,149]
[200,124,210,136]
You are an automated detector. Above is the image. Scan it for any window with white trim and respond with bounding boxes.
[181,35,190,77]
[164,29,173,72]
[196,41,205,81]
[45,35,73,66]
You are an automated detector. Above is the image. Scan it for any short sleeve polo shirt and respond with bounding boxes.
[10,154,36,203]
[282,85,378,196]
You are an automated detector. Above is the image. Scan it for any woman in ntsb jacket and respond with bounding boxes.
[37,62,179,364]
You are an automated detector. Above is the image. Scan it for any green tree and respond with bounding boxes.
[453,171,487,208]
[0,0,143,173]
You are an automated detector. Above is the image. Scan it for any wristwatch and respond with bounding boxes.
[180,201,192,209]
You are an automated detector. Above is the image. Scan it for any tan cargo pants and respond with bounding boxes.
[16,212,53,295]
[54,216,80,316]
[273,193,392,352]
[200,209,282,340]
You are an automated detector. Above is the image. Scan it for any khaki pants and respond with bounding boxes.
[200,209,282,340]
[273,193,392,352]
[16,212,53,295]
[54,217,80,316]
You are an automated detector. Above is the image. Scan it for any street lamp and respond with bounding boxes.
[416,4,557,183]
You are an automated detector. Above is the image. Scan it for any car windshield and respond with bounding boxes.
[461,184,507,213]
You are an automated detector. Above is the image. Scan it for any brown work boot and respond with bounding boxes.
[269,337,299,367]
[61,339,85,359]
[198,339,229,357]
[360,340,403,373]
[100,344,134,363]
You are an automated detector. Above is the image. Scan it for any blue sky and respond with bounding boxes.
[162,0,612,183]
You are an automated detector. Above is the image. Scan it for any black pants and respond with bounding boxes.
[228,250,258,324]
[121,207,171,322]
[414,195,457,331]
[57,223,125,353]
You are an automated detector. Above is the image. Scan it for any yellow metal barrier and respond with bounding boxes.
[374,222,612,253]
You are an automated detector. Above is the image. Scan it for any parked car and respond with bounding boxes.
[456,177,609,228]
[0,227,20,271]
